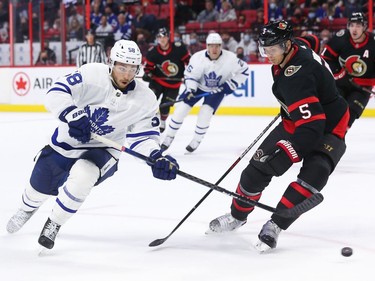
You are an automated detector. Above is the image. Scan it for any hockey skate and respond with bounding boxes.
[161,135,174,150]
[207,213,246,234]
[254,220,282,253]
[38,218,61,249]
[186,139,201,153]
[6,208,37,233]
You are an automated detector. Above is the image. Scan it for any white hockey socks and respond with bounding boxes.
[21,184,51,212]
[194,104,214,141]
[50,159,99,226]
[165,102,192,137]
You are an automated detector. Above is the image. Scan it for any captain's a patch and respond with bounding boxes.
[284,65,301,77]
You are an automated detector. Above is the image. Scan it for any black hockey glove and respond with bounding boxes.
[149,150,179,180]
[213,80,237,96]
[260,140,301,176]
[142,73,152,82]
[64,107,91,143]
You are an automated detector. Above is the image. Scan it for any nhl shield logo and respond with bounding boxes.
[284,65,301,77]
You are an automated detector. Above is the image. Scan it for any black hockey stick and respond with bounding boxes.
[91,133,323,240]
[147,113,281,246]
[160,92,211,109]
[349,78,375,96]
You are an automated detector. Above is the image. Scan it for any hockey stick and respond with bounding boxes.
[147,113,281,246]
[349,79,375,97]
[159,92,211,109]
[91,133,321,221]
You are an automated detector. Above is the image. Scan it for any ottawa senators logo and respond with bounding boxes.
[159,60,179,77]
[284,65,301,77]
[341,55,367,77]
[278,22,287,30]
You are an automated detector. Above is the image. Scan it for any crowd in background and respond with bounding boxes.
[0,0,372,64]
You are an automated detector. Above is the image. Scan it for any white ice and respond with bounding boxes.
[0,112,374,281]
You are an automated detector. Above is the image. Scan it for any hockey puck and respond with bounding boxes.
[341,247,353,257]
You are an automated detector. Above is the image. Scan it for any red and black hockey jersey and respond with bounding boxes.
[272,43,349,157]
[295,34,320,54]
[144,41,190,89]
[321,29,375,87]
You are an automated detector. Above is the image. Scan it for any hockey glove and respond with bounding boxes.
[64,107,91,143]
[261,140,301,176]
[181,89,197,102]
[149,150,179,180]
[213,80,237,96]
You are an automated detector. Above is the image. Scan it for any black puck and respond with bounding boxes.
[341,247,353,257]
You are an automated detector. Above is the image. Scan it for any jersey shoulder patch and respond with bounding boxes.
[284,65,302,77]
[174,41,182,47]
[336,29,345,37]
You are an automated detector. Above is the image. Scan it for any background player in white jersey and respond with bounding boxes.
[6,40,179,250]
[161,33,249,152]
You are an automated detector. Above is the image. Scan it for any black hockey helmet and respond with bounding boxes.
[348,12,367,25]
[157,27,169,38]
[258,20,293,47]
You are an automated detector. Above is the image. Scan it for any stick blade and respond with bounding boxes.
[149,238,167,247]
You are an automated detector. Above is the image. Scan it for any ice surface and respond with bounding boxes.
[1,112,374,281]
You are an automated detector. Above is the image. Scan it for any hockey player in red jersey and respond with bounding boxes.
[143,27,190,132]
[321,12,375,128]
[208,20,349,252]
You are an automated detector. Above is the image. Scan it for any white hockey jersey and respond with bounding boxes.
[184,49,249,92]
[45,63,161,159]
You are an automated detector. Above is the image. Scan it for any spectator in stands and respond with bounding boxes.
[196,0,219,23]
[290,7,305,28]
[136,33,150,62]
[90,2,103,28]
[188,32,205,55]
[35,41,57,66]
[104,5,119,31]
[95,15,114,37]
[232,0,246,13]
[175,0,196,26]
[343,0,363,18]
[0,1,9,26]
[319,28,331,53]
[268,0,283,21]
[68,16,84,41]
[236,46,249,62]
[105,0,120,15]
[250,0,263,10]
[217,0,237,22]
[132,5,157,39]
[0,22,9,43]
[237,30,257,60]
[76,28,107,68]
[45,18,61,41]
[118,3,134,26]
[68,5,84,27]
[113,13,132,41]
[251,8,265,35]
[285,0,298,20]
[221,31,238,53]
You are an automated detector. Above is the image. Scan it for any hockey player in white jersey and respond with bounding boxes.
[6,40,179,250]
[161,33,249,152]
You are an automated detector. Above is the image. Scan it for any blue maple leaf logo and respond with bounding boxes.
[204,71,222,88]
[85,106,115,135]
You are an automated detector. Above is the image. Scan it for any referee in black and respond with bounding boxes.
[76,29,107,68]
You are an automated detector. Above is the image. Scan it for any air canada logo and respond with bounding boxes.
[342,55,367,77]
[13,72,31,96]
[85,106,115,136]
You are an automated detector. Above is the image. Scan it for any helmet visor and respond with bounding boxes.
[113,64,139,74]
[258,42,286,58]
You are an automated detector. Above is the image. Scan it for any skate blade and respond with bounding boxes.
[253,239,273,253]
[37,246,50,257]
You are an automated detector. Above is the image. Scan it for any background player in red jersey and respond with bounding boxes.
[143,27,190,132]
[208,20,349,252]
[321,12,375,128]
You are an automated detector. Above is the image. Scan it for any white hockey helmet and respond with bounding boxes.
[109,40,142,73]
[206,33,222,45]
